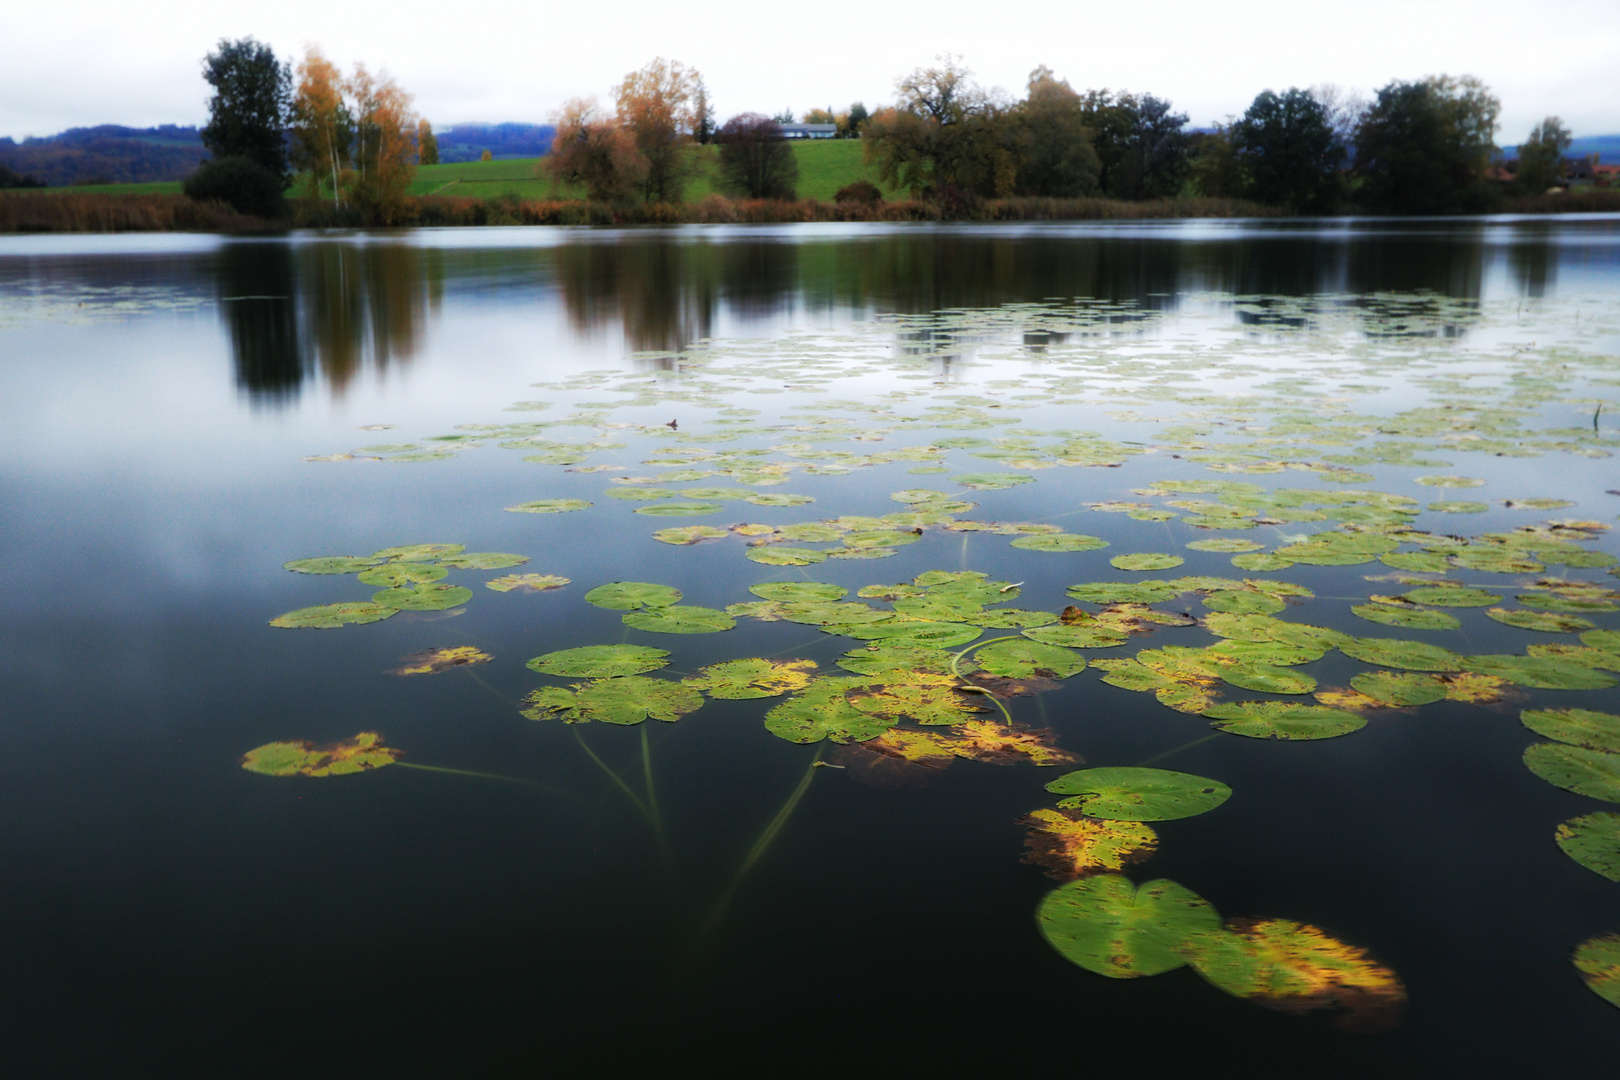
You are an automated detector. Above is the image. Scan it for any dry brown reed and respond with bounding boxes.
[0,192,277,233]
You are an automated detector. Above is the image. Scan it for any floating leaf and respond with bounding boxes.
[391,646,491,675]
[946,720,1077,766]
[1439,672,1512,703]
[373,543,464,560]
[358,562,449,587]
[1023,623,1130,648]
[584,581,681,610]
[527,644,670,678]
[746,492,815,507]
[1203,702,1366,740]
[1427,501,1489,514]
[283,556,382,575]
[1380,551,1452,572]
[750,582,848,602]
[1111,553,1185,571]
[1067,581,1183,605]
[605,486,675,500]
[270,601,398,629]
[1020,809,1158,881]
[1186,919,1406,1026]
[1487,608,1595,633]
[241,731,401,777]
[849,679,987,726]
[1584,630,1620,653]
[1402,586,1500,607]
[1011,534,1110,552]
[684,658,817,698]
[845,621,984,648]
[763,677,891,743]
[1203,591,1286,615]
[1573,934,1620,1009]
[1093,658,1219,714]
[953,472,1035,489]
[437,552,529,570]
[1556,812,1620,881]
[506,499,591,513]
[1523,743,1620,801]
[622,605,736,634]
[1351,671,1445,706]
[486,573,570,592]
[674,486,752,500]
[837,644,969,679]
[1416,475,1486,487]
[1467,654,1618,690]
[1521,708,1620,752]
[972,639,1087,679]
[1187,538,1264,553]
[746,546,828,566]
[521,676,703,725]
[652,525,730,545]
[1350,602,1461,631]
[1340,637,1465,672]
[1233,553,1296,571]
[372,584,474,611]
[1046,767,1231,821]
[1036,875,1222,978]
[634,501,724,516]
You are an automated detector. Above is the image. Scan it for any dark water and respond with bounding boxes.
[2,218,1619,1077]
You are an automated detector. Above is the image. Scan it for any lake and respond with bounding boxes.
[2,218,1619,1075]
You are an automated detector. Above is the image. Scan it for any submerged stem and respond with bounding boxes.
[1135,733,1221,768]
[641,725,665,844]
[394,761,568,795]
[572,727,653,824]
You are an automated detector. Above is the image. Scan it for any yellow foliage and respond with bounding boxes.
[1440,672,1511,704]
[1019,809,1157,881]
[392,645,492,676]
[949,720,1078,766]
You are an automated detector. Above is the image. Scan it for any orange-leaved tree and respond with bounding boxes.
[347,63,418,224]
[545,97,645,202]
[614,57,703,203]
[289,46,350,208]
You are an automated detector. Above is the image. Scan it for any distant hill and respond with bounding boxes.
[0,125,207,186]
[436,124,555,163]
[1501,134,1620,163]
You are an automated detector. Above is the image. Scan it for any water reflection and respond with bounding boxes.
[195,218,1614,397]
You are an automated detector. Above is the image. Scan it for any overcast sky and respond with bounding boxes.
[4,0,1618,142]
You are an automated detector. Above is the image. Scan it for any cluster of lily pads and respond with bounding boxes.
[273,288,1620,1022]
[271,543,558,627]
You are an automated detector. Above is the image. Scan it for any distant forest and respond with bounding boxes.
[0,122,557,185]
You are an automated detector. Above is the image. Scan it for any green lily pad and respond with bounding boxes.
[269,601,398,629]
[522,676,704,725]
[283,556,382,575]
[1416,475,1486,487]
[1217,663,1317,695]
[437,552,529,570]
[1351,671,1445,706]
[750,582,848,602]
[1203,702,1367,740]
[1574,934,1620,1009]
[584,582,681,610]
[527,644,671,678]
[373,544,464,560]
[605,486,675,500]
[622,605,735,634]
[1488,608,1595,633]
[1585,630,1620,653]
[973,639,1086,679]
[1340,638,1465,672]
[1524,742,1620,801]
[1427,501,1489,514]
[844,621,983,648]
[1186,539,1264,553]
[1067,582,1183,605]
[652,525,730,545]
[1036,875,1222,978]
[372,584,474,611]
[1522,708,1620,752]
[1023,623,1130,649]
[763,677,891,743]
[684,658,818,699]
[1010,534,1110,552]
[1380,551,1452,572]
[952,472,1035,489]
[1203,591,1286,615]
[1467,655,1618,690]
[1232,553,1295,571]
[241,731,401,776]
[675,486,752,500]
[1402,586,1501,607]
[1520,594,1619,613]
[1350,603,1462,631]
[1046,767,1231,821]
[486,573,570,593]
[746,492,815,506]
[1557,812,1620,881]
[506,499,592,513]
[1111,553,1185,571]
[358,563,449,587]
[633,502,724,516]
[836,643,970,678]
[746,546,828,566]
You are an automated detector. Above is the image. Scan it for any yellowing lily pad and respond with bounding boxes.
[521,676,703,725]
[763,677,892,743]
[527,644,670,678]
[1574,934,1620,1009]
[684,658,817,698]
[1046,767,1232,821]
[391,646,491,675]
[486,573,571,592]
[283,556,382,574]
[1203,702,1367,740]
[1036,875,1222,978]
[1020,809,1158,881]
[270,601,398,629]
[1186,919,1406,1025]
[241,731,401,776]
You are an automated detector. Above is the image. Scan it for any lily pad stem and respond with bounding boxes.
[395,761,568,795]
[572,728,654,825]
[948,635,1024,681]
[641,725,666,844]
[1135,733,1221,768]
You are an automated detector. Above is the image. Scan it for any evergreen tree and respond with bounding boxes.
[200,38,291,182]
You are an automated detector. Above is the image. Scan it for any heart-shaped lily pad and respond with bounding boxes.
[241,731,401,776]
[1111,553,1185,571]
[584,582,682,610]
[684,658,817,698]
[527,644,671,678]
[1203,702,1366,740]
[521,676,704,725]
[750,581,848,603]
[1036,875,1222,978]
[1574,934,1620,1009]
[973,639,1087,679]
[270,602,398,629]
[622,605,736,634]
[1046,767,1232,821]
[1340,638,1465,672]
[1011,534,1110,552]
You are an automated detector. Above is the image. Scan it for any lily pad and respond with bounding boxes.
[844,621,984,648]
[391,646,491,675]
[527,644,670,678]
[1203,591,1286,616]
[746,547,828,566]
[283,556,382,575]
[1046,767,1232,821]
[1340,637,1465,672]
[372,584,474,611]
[1351,671,1446,706]
[1521,708,1620,752]
[1427,501,1489,514]
[1035,875,1222,978]
[358,563,449,587]
[1584,630,1620,653]
[1524,743,1620,801]
[1111,553,1185,571]
[1556,812,1620,881]
[1067,582,1183,605]
[1467,654,1618,690]
[241,731,401,776]
[1574,934,1620,1009]
[506,499,591,513]
[750,582,848,602]
[1487,608,1595,633]
[1186,539,1264,553]
[952,472,1035,489]
[605,486,675,500]
[1416,475,1486,487]
[486,573,571,592]
[684,658,817,698]
[746,492,815,506]
[652,525,731,545]
[584,582,681,610]
[1350,603,1461,631]
[973,639,1086,679]
[522,676,704,725]
[1010,534,1110,552]
[437,551,529,570]
[764,677,892,743]
[633,502,724,516]
[837,644,970,679]
[1203,702,1367,740]
[270,601,398,629]
[622,605,736,634]
[1022,623,1130,649]
[373,544,463,560]
[1402,586,1501,607]
[1185,919,1406,1022]
[1020,810,1158,881]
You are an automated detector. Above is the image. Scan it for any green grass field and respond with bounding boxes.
[29,140,902,205]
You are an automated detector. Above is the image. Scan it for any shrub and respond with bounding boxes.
[834,179,883,205]
[184,156,288,218]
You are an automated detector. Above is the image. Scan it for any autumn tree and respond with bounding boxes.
[865,54,1008,197]
[418,120,439,165]
[714,114,798,199]
[289,46,352,208]
[1354,75,1500,213]
[347,63,419,224]
[1014,66,1099,197]
[1515,116,1571,194]
[615,57,703,203]
[545,97,644,202]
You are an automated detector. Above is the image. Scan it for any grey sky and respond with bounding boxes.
[3,0,1616,142]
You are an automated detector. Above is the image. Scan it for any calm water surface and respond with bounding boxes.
[3,218,1619,1076]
